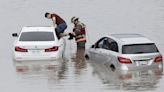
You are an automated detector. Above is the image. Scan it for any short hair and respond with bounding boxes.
[74,18,79,21]
[45,12,50,18]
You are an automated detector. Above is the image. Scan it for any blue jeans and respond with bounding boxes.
[55,23,67,39]
[55,23,67,33]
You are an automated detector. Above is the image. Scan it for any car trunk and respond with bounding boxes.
[120,43,162,68]
[121,53,162,69]
[15,41,59,56]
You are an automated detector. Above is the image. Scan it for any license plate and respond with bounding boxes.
[31,50,41,54]
[139,70,149,76]
[139,61,148,65]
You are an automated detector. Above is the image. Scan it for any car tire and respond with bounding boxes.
[85,54,90,60]
[110,64,116,72]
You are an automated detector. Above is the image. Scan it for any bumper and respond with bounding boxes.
[13,52,62,61]
[119,63,163,71]
[14,60,61,73]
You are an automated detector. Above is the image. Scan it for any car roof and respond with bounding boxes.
[108,34,154,45]
[21,26,55,32]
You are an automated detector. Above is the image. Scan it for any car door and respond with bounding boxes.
[93,37,109,63]
[89,37,105,61]
[101,38,119,66]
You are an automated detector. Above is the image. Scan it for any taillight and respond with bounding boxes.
[15,46,28,52]
[118,56,132,64]
[45,46,59,52]
[154,55,163,63]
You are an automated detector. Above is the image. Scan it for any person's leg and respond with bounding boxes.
[55,23,67,38]
[55,28,60,39]
[77,41,86,50]
[57,23,67,33]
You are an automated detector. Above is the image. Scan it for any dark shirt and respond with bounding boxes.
[51,14,65,25]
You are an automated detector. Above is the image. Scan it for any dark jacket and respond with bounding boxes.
[51,14,65,25]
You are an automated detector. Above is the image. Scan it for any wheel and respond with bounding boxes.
[110,64,116,72]
[85,54,90,60]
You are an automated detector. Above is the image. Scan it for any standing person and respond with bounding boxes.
[45,12,67,39]
[69,16,87,49]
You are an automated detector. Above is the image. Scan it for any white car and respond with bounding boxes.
[85,34,163,71]
[12,26,66,61]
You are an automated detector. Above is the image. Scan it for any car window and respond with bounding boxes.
[122,43,159,54]
[97,37,119,52]
[106,38,119,52]
[109,41,119,52]
[19,32,55,41]
[102,39,110,49]
[95,37,106,48]
[97,39,104,48]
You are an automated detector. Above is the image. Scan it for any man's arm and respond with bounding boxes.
[52,17,56,26]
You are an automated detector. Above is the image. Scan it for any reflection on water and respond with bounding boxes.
[89,60,163,91]
[71,49,86,75]
[12,50,88,91]
[13,49,163,92]
[14,60,68,84]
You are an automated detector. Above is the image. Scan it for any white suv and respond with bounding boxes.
[85,34,163,71]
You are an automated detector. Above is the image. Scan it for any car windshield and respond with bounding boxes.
[19,32,55,41]
[122,43,159,54]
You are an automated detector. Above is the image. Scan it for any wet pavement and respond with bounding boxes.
[0,0,164,92]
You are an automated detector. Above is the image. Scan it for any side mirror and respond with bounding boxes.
[91,45,95,48]
[12,33,18,37]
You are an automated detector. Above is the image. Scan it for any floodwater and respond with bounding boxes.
[0,0,164,92]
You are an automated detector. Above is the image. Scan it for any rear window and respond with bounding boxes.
[122,43,159,54]
[19,32,55,41]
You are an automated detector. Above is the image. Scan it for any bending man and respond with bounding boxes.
[45,12,67,39]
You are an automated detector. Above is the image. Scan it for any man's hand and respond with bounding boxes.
[68,33,75,40]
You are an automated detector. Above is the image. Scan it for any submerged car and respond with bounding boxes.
[85,34,163,71]
[89,59,163,90]
[12,26,66,61]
